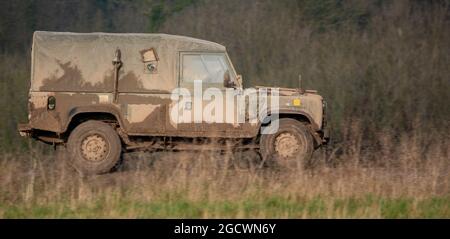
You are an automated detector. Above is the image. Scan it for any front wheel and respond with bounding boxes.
[260,118,314,170]
[67,121,122,176]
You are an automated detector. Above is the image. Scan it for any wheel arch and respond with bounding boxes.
[259,109,319,130]
[259,110,322,146]
[62,105,125,135]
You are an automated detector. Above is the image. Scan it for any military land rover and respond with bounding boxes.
[18,31,329,175]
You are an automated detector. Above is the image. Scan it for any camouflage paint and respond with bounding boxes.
[22,31,326,144]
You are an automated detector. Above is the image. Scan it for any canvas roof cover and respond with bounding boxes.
[31,31,226,92]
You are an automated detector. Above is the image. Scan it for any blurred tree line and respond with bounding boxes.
[0,0,198,52]
[0,0,449,151]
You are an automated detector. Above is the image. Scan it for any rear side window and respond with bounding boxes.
[181,53,231,85]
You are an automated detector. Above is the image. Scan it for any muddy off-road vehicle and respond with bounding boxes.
[18,31,329,175]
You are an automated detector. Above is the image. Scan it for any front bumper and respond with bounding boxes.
[321,99,330,144]
[322,125,330,144]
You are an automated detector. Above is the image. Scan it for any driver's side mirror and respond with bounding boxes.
[224,71,236,88]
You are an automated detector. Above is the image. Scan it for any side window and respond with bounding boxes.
[202,55,227,83]
[182,55,209,82]
[181,53,232,85]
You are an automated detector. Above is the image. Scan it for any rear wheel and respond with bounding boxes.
[67,121,122,176]
[260,118,314,169]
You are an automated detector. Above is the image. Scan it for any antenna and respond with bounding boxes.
[298,74,305,94]
[298,74,302,90]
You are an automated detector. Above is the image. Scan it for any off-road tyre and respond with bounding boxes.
[260,118,314,170]
[67,120,122,176]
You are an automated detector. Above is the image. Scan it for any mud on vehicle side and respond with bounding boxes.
[18,31,329,175]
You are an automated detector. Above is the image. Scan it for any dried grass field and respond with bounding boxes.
[1,128,448,218]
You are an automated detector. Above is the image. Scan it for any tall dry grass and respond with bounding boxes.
[0,127,448,218]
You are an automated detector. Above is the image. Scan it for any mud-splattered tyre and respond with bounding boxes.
[67,121,122,176]
[260,118,314,170]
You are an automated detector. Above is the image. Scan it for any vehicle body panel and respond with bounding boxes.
[20,31,328,145]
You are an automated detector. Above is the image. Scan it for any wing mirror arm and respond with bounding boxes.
[224,72,243,89]
[236,75,243,89]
